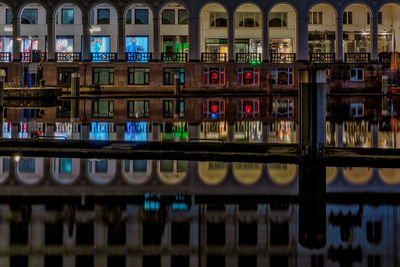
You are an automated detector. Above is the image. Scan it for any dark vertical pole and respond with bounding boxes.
[298,69,327,249]
[0,74,4,138]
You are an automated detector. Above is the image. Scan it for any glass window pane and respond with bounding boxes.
[133,160,147,172]
[6,9,13,24]
[95,160,108,173]
[215,12,227,27]
[97,9,110,24]
[160,160,174,172]
[126,9,132,24]
[135,9,148,24]
[62,9,74,24]
[269,12,282,27]
[19,158,35,173]
[21,9,38,24]
[162,9,175,24]
[178,9,188,24]
[59,158,72,174]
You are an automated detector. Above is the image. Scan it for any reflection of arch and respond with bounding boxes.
[87,159,116,185]
[326,167,338,184]
[268,163,297,185]
[157,160,187,185]
[199,161,227,185]
[0,157,10,184]
[233,162,262,185]
[51,158,80,185]
[122,160,152,184]
[343,167,373,184]
[378,169,400,185]
[16,157,44,185]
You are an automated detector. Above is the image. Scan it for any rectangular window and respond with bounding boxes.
[76,256,94,267]
[93,67,114,85]
[239,223,257,245]
[6,9,13,24]
[210,12,228,27]
[62,9,74,24]
[127,100,149,118]
[308,11,323,24]
[128,68,149,85]
[107,256,126,267]
[235,12,260,28]
[203,67,225,85]
[10,256,28,267]
[171,222,189,245]
[311,255,324,267]
[271,68,293,85]
[178,9,189,24]
[270,222,289,245]
[45,222,63,245]
[237,100,259,118]
[126,9,132,24]
[107,223,126,245]
[269,12,287,27]
[92,100,114,118]
[162,9,175,24]
[272,99,293,117]
[343,12,352,24]
[350,103,364,118]
[207,222,225,245]
[57,67,78,86]
[143,222,162,245]
[367,12,382,24]
[350,68,363,81]
[163,68,185,85]
[135,9,149,24]
[21,9,38,24]
[163,100,175,118]
[44,256,62,267]
[97,9,110,24]
[143,256,161,267]
[203,100,225,119]
[237,68,259,85]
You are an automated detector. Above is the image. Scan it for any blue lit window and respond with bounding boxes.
[62,9,74,24]
[135,9,148,24]
[95,160,108,173]
[21,9,38,24]
[97,9,110,24]
[6,9,13,24]
[126,9,132,24]
[18,158,35,172]
[59,158,72,174]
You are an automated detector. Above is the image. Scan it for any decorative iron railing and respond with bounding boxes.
[270,53,296,63]
[55,52,81,62]
[379,52,398,64]
[91,52,118,62]
[236,53,262,63]
[161,53,188,63]
[126,52,152,62]
[201,53,227,63]
[310,53,335,63]
[0,52,12,62]
[344,53,370,63]
[20,51,47,62]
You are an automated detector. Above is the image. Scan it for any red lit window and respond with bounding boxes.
[237,100,259,118]
[203,100,225,119]
[203,68,225,85]
[237,68,259,85]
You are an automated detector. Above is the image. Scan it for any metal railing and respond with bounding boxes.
[0,52,12,62]
[20,51,47,62]
[126,52,152,62]
[344,53,370,63]
[201,53,227,63]
[161,53,188,63]
[310,53,335,63]
[91,52,118,62]
[55,52,81,62]
[236,53,261,63]
[270,53,296,63]
[379,52,398,64]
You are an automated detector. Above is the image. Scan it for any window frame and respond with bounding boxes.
[237,67,259,85]
[61,9,74,24]
[128,67,150,85]
[162,9,175,25]
[127,100,149,118]
[209,12,228,28]
[203,67,225,85]
[163,68,185,85]
[271,67,293,85]
[308,11,323,24]
[92,67,114,85]
[350,68,364,82]
[97,9,110,24]
[92,100,114,118]
[135,9,149,25]
[269,12,288,28]
[6,9,13,24]
[21,9,38,24]
[343,11,352,25]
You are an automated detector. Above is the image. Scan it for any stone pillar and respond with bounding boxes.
[337,124,343,148]
[47,15,55,61]
[118,17,126,62]
[373,124,378,148]
[371,15,379,62]
[153,16,160,61]
[228,123,234,143]
[189,16,200,61]
[336,16,343,62]
[262,11,269,62]
[12,15,20,61]
[297,16,308,61]
[82,16,91,62]
[228,14,234,62]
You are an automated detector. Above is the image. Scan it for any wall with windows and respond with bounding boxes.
[269,4,297,53]
[125,4,154,53]
[200,4,229,54]
[19,4,48,51]
[54,4,83,53]
[89,4,118,53]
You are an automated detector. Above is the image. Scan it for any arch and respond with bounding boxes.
[51,158,80,185]
[122,1,155,19]
[157,160,187,185]
[377,0,400,11]
[268,2,298,18]
[378,168,400,185]
[157,0,191,16]
[87,0,120,18]
[233,2,263,14]
[15,157,44,185]
[198,1,229,17]
[51,1,84,18]
[16,1,49,18]
[122,160,152,185]
[0,157,10,184]
[233,162,262,185]
[307,2,338,16]
[342,167,373,184]
[341,2,373,15]
[87,159,116,185]
[268,163,297,185]
[326,167,338,184]
[378,2,400,53]
[198,161,227,185]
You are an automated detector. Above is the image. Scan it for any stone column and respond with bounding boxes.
[153,16,160,61]
[47,15,55,61]
[82,16,91,62]
[118,17,126,62]
[228,14,234,62]
[371,15,379,62]
[189,16,200,61]
[12,15,20,61]
[262,11,269,62]
[336,16,343,62]
[296,16,308,61]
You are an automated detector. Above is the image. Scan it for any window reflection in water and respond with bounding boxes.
[343,121,371,148]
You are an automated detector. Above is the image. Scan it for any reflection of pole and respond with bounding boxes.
[29,37,32,88]
[174,74,181,117]
[22,39,25,88]
[0,74,4,138]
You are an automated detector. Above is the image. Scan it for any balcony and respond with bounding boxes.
[91,52,118,63]
[20,51,47,63]
[55,52,81,62]
[236,53,262,63]
[161,53,188,63]
[379,52,399,64]
[310,53,335,63]
[270,53,296,63]
[201,53,227,63]
[126,52,152,63]
[0,52,12,62]
[344,53,370,63]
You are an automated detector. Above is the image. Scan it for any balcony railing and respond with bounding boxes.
[310,53,335,63]
[236,53,262,63]
[161,53,188,63]
[379,52,399,64]
[91,52,118,62]
[20,51,47,62]
[201,53,227,63]
[126,52,152,62]
[0,52,12,62]
[270,53,296,63]
[344,53,370,63]
[55,52,81,62]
